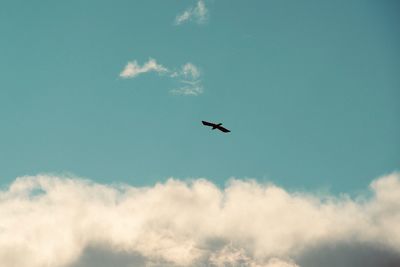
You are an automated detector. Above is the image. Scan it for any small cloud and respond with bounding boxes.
[170,84,203,96]
[119,58,168,79]
[181,63,201,79]
[175,10,192,25]
[170,63,200,79]
[119,58,204,96]
[175,0,208,25]
[170,63,203,96]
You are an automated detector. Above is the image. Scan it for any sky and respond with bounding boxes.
[0,1,400,266]
[0,0,399,191]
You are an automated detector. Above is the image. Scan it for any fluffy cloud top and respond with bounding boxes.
[175,0,208,25]
[1,173,400,267]
[119,58,168,78]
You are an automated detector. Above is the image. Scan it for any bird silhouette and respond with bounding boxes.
[202,121,231,133]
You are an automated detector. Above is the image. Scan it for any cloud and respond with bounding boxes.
[170,84,203,96]
[170,63,203,96]
[119,58,168,79]
[1,173,400,267]
[175,0,208,25]
[181,63,201,79]
[119,59,204,96]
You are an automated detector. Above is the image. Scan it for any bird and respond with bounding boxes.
[202,121,231,133]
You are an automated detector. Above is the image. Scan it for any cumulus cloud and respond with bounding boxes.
[119,58,168,79]
[175,0,208,25]
[1,173,400,267]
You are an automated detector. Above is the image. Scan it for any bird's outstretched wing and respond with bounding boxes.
[202,121,216,127]
[217,126,231,133]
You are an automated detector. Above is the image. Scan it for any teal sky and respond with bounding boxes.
[1,0,399,192]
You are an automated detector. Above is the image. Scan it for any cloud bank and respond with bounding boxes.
[175,0,208,25]
[1,173,400,267]
[119,59,203,96]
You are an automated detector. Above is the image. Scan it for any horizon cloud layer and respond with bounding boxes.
[0,173,400,267]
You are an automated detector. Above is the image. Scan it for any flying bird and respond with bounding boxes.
[202,121,231,133]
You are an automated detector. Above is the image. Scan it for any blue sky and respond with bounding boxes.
[1,0,399,192]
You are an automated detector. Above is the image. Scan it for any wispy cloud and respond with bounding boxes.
[119,58,168,79]
[1,173,400,267]
[170,63,203,96]
[181,62,201,79]
[175,0,208,25]
[119,59,204,96]
[170,84,203,96]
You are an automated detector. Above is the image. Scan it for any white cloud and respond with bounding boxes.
[170,63,201,80]
[170,84,203,96]
[119,58,168,79]
[181,63,201,79]
[175,10,192,25]
[1,173,400,267]
[175,0,208,25]
[170,63,203,96]
[119,59,204,96]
